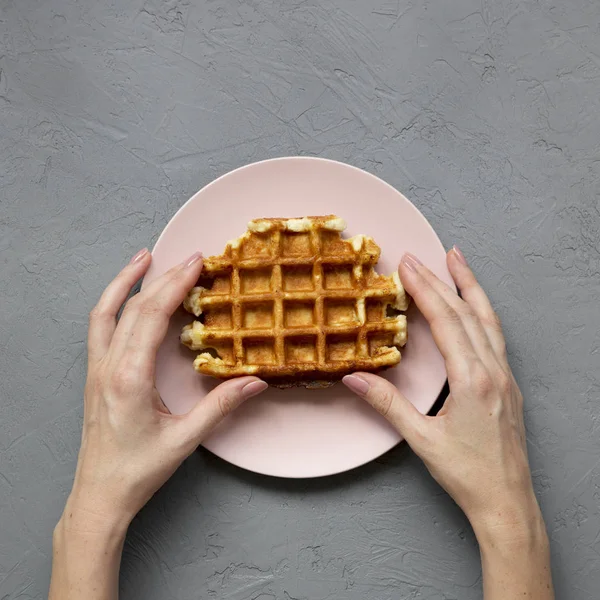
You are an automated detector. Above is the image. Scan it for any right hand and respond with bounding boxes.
[343,247,540,539]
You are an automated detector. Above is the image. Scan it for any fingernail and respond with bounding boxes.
[452,245,467,265]
[130,248,148,264]
[342,374,370,395]
[401,253,422,273]
[184,251,203,268]
[242,380,268,399]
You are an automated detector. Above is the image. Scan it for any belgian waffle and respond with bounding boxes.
[181,216,409,387]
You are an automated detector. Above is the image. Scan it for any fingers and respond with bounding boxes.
[110,251,203,366]
[88,249,151,362]
[399,254,477,378]
[447,247,507,358]
[343,373,427,449]
[404,253,501,370]
[175,377,268,450]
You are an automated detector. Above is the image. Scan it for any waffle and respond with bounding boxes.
[181,215,409,387]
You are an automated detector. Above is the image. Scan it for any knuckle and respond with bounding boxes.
[89,306,104,322]
[121,295,140,316]
[125,292,141,307]
[443,307,462,324]
[170,264,185,279]
[433,307,462,329]
[217,390,240,418]
[138,300,166,318]
[113,270,131,286]
[471,364,493,395]
[110,368,138,394]
[369,388,395,417]
[457,303,476,319]
[462,279,478,293]
[163,264,185,283]
[482,311,503,332]
[497,373,512,394]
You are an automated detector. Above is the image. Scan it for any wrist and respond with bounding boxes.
[469,490,548,552]
[52,496,128,600]
[54,513,128,554]
[57,485,134,541]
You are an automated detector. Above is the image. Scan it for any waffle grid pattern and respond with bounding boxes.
[181,217,408,380]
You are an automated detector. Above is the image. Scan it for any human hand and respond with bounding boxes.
[343,248,539,539]
[63,249,267,533]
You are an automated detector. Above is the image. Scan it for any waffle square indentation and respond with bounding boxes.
[240,267,272,294]
[326,333,358,361]
[284,301,315,328]
[324,299,358,326]
[241,233,274,259]
[243,338,276,365]
[320,231,349,256]
[203,304,233,330]
[323,264,353,289]
[282,232,313,257]
[285,335,317,363]
[242,302,274,329]
[282,265,314,292]
[365,298,385,323]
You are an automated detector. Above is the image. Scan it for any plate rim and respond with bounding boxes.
[145,156,453,478]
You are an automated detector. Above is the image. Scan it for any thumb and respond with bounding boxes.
[343,372,427,449]
[177,376,268,449]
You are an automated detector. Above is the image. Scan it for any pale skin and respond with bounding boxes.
[49,246,554,600]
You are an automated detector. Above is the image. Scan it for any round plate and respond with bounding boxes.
[144,157,454,478]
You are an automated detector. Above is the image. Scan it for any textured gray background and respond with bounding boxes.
[1,0,599,598]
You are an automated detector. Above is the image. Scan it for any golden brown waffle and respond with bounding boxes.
[181,215,408,386]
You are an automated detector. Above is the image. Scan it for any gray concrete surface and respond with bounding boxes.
[1,0,599,598]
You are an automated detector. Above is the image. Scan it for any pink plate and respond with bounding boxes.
[144,157,454,478]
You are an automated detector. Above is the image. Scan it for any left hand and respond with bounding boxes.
[63,248,267,533]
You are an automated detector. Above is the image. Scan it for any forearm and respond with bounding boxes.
[472,498,554,600]
[49,497,130,600]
